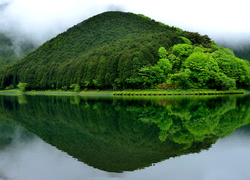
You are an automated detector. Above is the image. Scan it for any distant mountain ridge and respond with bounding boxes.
[217,42,250,62]
[0,33,18,67]
[0,33,35,67]
[232,47,250,62]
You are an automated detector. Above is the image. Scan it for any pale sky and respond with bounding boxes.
[0,0,250,47]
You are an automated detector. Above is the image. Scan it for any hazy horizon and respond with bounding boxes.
[1,0,250,51]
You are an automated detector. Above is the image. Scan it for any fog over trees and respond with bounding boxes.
[0,0,250,57]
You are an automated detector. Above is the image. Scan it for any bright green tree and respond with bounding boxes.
[212,47,250,88]
[17,82,28,92]
[70,84,81,93]
[169,69,192,89]
[168,54,181,72]
[157,58,172,74]
[158,47,168,59]
[138,66,166,87]
[172,44,193,58]
[184,52,219,87]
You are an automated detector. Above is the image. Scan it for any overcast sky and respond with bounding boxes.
[0,0,250,48]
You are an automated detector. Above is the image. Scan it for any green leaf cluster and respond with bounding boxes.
[126,47,173,88]
[163,42,249,90]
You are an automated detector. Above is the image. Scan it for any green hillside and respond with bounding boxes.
[0,11,249,90]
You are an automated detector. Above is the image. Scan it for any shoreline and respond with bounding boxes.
[0,90,249,96]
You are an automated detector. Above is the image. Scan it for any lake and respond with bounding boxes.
[0,94,250,180]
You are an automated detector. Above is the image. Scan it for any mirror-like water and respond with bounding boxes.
[0,94,250,180]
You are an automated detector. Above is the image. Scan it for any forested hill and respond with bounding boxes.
[0,33,35,68]
[0,11,249,90]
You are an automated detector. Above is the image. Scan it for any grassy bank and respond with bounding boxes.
[0,89,247,96]
[113,89,245,96]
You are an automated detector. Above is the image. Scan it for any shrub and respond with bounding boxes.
[17,82,28,92]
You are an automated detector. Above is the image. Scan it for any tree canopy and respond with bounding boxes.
[127,41,250,90]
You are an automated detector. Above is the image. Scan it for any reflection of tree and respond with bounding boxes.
[18,95,27,104]
[69,95,80,105]
[127,96,250,145]
[0,95,249,172]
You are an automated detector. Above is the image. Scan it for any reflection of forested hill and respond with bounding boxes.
[0,95,249,172]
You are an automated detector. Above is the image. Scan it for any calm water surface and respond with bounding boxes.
[0,94,250,180]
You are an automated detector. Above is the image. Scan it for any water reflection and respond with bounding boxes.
[1,123,250,180]
[0,123,113,180]
[0,94,250,174]
[152,128,250,180]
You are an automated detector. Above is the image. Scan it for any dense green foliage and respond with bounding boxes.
[170,45,249,89]
[0,33,35,68]
[129,42,250,90]
[0,11,213,90]
[0,95,250,172]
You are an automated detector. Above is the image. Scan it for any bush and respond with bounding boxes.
[70,84,81,93]
[17,82,28,92]
[5,84,15,90]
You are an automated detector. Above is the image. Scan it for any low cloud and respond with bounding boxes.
[0,0,124,53]
[0,0,250,53]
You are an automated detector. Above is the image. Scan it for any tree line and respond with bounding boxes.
[127,40,250,90]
